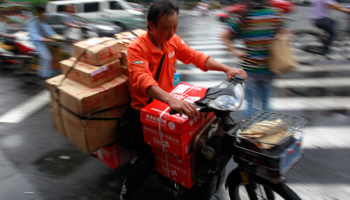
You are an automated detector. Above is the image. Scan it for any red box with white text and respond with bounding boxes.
[153,149,193,189]
[141,82,214,159]
[94,142,135,169]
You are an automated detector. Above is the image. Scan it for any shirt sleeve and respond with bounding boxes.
[175,35,209,71]
[42,22,57,36]
[127,45,158,95]
[326,0,337,5]
[26,20,45,41]
[225,12,244,34]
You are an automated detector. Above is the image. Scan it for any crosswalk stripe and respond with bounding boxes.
[303,126,350,149]
[177,66,350,77]
[181,76,350,88]
[185,40,224,45]
[0,90,50,123]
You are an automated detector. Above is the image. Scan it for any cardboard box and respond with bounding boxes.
[74,37,121,66]
[120,51,127,67]
[141,82,211,133]
[60,57,122,88]
[46,75,130,115]
[142,117,207,159]
[50,99,67,137]
[117,39,132,52]
[94,142,136,169]
[154,149,193,189]
[121,66,129,77]
[61,103,127,154]
[141,82,214,159]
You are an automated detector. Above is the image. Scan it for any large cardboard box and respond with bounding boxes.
[141,82,214,159]
[50,99,67,137]
[74,37,121,66]
[121,66,128,77]
[120,51,127,67]
[61,103,127,154]
[46,75,129,116]
[94,142,135,169]
[60,57,122,88]
[154,149,193,189]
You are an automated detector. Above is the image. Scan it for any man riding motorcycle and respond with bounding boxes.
[118,2,247,199]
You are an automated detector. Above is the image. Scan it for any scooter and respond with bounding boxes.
[0,31,38,75]
[165,75,306,200]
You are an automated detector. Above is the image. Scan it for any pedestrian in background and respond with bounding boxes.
[310,0,350,54]
[63,4,84,41]
[221,0,283,117]
[26,6,58,79]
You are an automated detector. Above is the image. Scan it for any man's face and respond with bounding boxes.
[39,12,48,21]
[67,5,75,13]
[149,12,178,43]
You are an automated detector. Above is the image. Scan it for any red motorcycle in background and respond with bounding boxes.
[217,0,296,23]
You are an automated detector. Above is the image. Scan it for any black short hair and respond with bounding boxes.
[147,1,179,30]
[35,6,46,14]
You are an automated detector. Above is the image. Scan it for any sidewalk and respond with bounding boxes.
[0,150,43,200]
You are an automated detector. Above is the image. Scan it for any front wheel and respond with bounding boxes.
[227,170,300,200]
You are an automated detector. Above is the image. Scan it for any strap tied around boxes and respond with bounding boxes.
[54,98,129,120]
[158,107,171,178]
[148,53,166,104]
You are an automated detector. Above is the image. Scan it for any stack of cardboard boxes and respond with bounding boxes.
[46,30,148,169]
[46,37,132,164]
[140,83,215,189]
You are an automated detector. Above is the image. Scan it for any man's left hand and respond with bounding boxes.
[225,67,247,80]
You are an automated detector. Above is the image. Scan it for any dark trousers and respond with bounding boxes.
[314,17,337,52]
[119,106,155,193]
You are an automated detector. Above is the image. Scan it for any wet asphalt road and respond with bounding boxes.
[1,5,350,200]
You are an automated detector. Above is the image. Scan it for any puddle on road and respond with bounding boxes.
[33,148,88,176]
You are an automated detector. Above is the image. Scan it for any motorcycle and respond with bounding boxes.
[165,75,307,200]
[0,31,38,75]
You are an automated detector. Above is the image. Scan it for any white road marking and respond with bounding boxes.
[303,126,350,149]
[0,90,50,123]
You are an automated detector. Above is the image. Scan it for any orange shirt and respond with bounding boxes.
[127,31,210,111]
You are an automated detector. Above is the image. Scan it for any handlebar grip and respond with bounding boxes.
[169,109,178,115]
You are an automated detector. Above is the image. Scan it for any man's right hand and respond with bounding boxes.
[168,98,200,118]
[42,38,54,43]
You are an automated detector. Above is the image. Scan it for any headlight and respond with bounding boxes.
[95,25,115,31]
[208,83,244,111]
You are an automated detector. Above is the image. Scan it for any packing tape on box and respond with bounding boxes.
[158,107,171,178]
[155,85,206,179]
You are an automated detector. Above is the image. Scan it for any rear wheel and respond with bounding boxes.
[291,30,325,65]
[334,31,350,61]
[227,171,301,200]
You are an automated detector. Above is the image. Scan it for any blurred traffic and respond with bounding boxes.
[0,0,350,200]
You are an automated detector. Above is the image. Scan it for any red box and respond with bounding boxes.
[143,115,209,159]
[94,142,135,169]
[153,149,193,189]
[141,82,214,159]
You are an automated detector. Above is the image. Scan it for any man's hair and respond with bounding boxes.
[147,1,179,30]
[35,6,46,14]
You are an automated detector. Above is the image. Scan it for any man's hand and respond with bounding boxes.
[42,38,54,43]
[225,67,247,80]
[231,49,247,58]
[168,98,200,118]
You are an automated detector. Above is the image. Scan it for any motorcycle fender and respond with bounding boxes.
[225,168,241,189]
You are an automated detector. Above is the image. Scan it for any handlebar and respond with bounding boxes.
[169,74,245,115]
